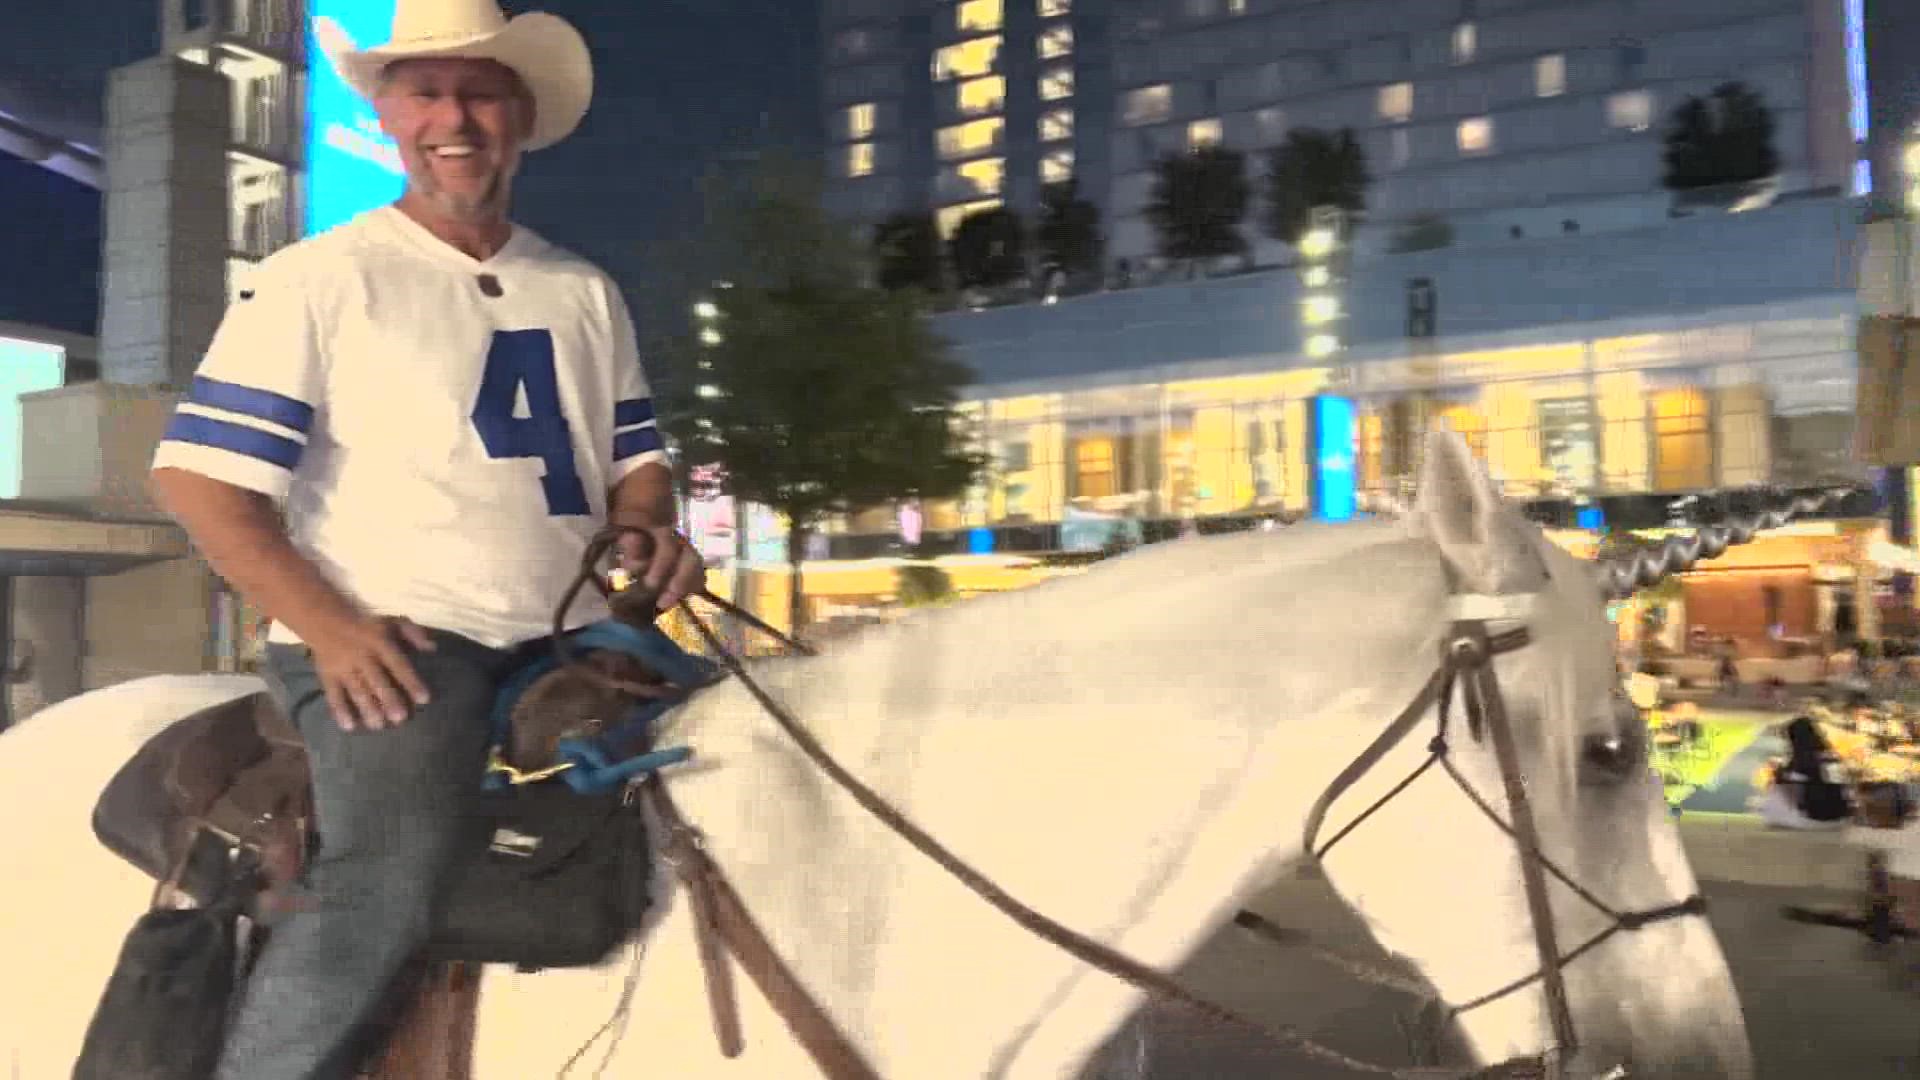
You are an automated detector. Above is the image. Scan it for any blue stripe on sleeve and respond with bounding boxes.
[188,376,315,434]
[163,413,304,470]
[614,398,655,427]
[614,425,664,461]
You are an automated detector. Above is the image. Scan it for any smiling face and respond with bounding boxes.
[373,57,535,226]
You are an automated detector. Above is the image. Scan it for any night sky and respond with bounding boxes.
[0,0,819,326]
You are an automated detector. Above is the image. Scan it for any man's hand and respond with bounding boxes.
[302,614,438,731]
[615,525,705,612]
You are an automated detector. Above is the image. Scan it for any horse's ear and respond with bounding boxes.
[1412,429,1549,596]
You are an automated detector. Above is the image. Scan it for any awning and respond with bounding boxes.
[0,506,190,576]
[1869,539,1920,575]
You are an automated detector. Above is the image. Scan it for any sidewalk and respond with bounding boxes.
[1678,811,1874,891]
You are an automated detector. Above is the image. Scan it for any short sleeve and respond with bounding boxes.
[606,282,669,483]
[150,257,323,500]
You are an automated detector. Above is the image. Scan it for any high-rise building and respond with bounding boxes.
[823,0,1106,242]
[822,0,1870,263]
[162,0,304,319]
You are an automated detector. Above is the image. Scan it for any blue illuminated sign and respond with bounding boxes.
[968,527,996,555]
[306,3,405,236]
[1576,505,1607,532]
[1845,0,1868,145]
[1309,395,1357,523]
[0,338,65,499]
[1844,0,1872,195]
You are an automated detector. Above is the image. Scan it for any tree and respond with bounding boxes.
[1661,81,1779,192]
[948,206,1028,290]
[872,211,943,293]
[1262,127,1369,246]
[1145,146,1251,267]
[1035,180,1103,277]
[894,562,956,607]
[655,157,989,632]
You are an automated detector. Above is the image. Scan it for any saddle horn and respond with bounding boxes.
[1589,487,1863,602]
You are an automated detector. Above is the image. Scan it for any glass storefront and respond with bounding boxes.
[873,310,1859,540]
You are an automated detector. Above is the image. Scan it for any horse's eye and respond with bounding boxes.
[1581,730,1645,783]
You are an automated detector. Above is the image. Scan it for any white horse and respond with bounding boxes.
[0,433,1751,1079]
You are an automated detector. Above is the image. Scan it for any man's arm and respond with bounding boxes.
[149,468,363,644]
[606,460,677,532]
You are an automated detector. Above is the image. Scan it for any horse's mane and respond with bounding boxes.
[721,515,1451,749]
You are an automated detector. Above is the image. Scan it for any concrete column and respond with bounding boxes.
[96,55,231,389]
[9,575,84,723]
[83,558,218,689]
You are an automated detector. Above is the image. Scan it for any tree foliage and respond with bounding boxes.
[1661,81,1779,192]
[655,157,988,629]
[1035,180,1103,276]
[872,211,943,292]
[1262,127,1370,245]
[948,205,1029,289]
[1144,145,1251,265]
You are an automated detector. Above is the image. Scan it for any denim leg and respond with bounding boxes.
[215,630,508,1080]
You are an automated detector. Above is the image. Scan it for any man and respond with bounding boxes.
[147,2,703,1076]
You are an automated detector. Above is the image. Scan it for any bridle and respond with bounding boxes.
[1298,594,1707,1079]
[565,526,1707,1080]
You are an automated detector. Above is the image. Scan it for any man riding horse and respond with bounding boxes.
[147,1,705,1074]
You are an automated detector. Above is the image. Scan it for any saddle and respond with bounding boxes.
[93,691,312,909]
[92,647,672,910]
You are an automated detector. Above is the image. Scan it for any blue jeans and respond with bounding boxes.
[215,628,534,1080]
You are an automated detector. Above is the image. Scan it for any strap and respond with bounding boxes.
[644,779,882,1080]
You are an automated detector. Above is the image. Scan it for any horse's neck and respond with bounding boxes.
[656,584,1405,1077]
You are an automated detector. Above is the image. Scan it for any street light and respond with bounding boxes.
[689,290,751,647]
[1905,128,1920,214]
[1297,205,1349,363]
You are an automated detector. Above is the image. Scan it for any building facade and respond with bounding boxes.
[878,195,1857,533]
[824,0,1107,239]
[822,0,1871,265]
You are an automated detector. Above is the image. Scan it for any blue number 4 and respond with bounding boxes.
[470,329,590,516]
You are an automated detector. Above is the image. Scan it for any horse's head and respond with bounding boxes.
[1310,430,1752,1079]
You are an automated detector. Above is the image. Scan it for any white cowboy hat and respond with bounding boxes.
[312,0,593,152]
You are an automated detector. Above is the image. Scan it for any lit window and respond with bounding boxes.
[845,142,875,178]
[1040,108,1074,142]
[1535,54,1565,98]
[957,76,1006,116]
[1457,115,1494,155]
[1254,106,1285,142]
[1188,118,1222,149]
[1042,148,1075,183]
[1228,0,1248,12]
[956,0,1002,33]
[957,156,1005,196]
[1608,89,1653,132]
[1451,22,1476,64]
[937,198,1002,240]
[1039,0,1070,15]
[1123,84,1172,126]
[1040,66,1075,101]
[937,117,1004,159]
[1390,128,1410,169]
[1039,25,1073,58]
[933,37,1000,81]
[845,102,876,140]
[1378,82,1413,122]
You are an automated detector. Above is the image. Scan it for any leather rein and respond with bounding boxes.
[558,527,1702,1080]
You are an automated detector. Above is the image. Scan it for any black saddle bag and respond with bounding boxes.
[73,853,256,1080]
[425,782,654,971]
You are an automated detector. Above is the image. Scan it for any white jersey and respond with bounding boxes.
[151,205,669,649]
